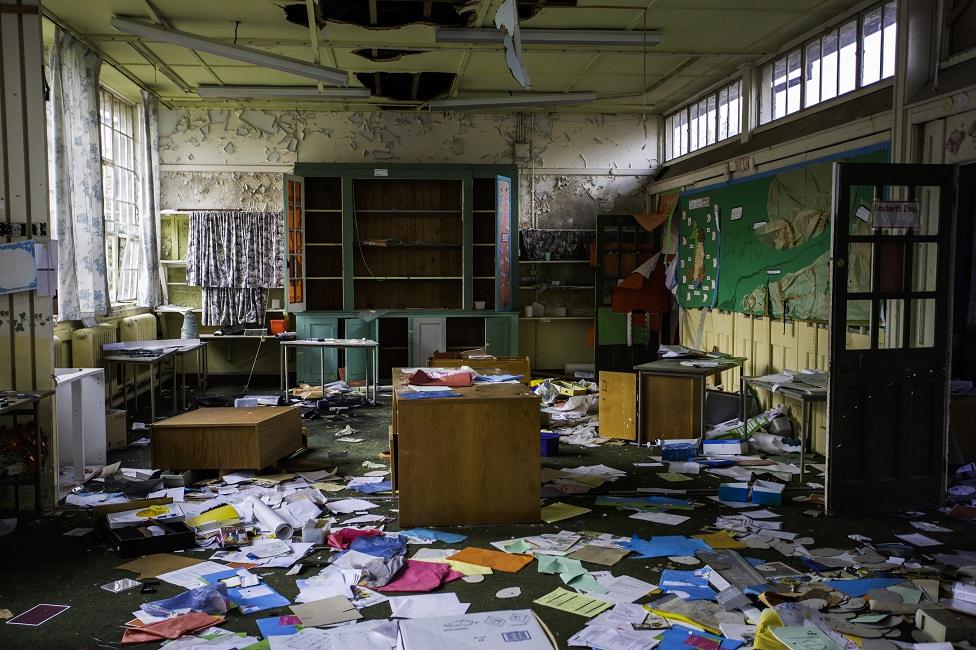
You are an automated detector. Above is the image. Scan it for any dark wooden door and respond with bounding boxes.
[827,162,956,516]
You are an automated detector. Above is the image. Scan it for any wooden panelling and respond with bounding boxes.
[682,307,833,452]
[641,374,702,441]
[354,279,462,310]
[0,0,54,510]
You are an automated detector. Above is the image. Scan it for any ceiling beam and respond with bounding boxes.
[449,0,495,99]
[141,0,223,85]
[129,41,193,93]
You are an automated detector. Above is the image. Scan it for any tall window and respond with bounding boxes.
[759,1,896,125]
[99,88,140,303]
[664,80,741,161]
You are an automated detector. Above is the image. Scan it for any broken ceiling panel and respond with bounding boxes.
[355,72,455,102]
[311,0,471,28]
[352,48,428,62]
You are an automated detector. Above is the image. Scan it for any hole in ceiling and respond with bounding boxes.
[517,0,578,21]
[355,72,455,102]
[352,48,428,62]
[282,3,326,30]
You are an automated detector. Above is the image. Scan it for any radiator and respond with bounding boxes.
[71,323,118,400]
[53,335,71,369]
[120,314,162,386]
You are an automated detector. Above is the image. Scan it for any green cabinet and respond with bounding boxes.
[343,317,378,382]
[296,315,339,385]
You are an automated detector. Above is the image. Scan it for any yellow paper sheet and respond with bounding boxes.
[571,475,606,488]
[184,504,240,530]
[252,473,296,484]
[693,531,746,549]
[534,587,612,617]
[658,472,693,482]
[541,502,591,523]
[314,482,346,493]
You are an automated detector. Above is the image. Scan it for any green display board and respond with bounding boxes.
[676,146,888,322]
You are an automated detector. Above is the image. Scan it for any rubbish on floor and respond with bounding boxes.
[6,604,70,627]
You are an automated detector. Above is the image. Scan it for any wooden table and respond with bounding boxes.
[391,369,540,527]
[740,376,827,480]
[151,406,302,470]
[634,359,739,443]
[280,338,379,404]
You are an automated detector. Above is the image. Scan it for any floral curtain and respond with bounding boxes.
[137,90,163,308]
[49,28,110,320]
[186,211,283,326]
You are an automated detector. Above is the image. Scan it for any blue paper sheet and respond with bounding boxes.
[202,570,290,615]
[347,533,408,560]
[658,625,743,650]
[660,569,717,601]
[256,615,301,638]
[475,374,524,382]
[825,577,903,596]
[399,528,468,544]
[622,535,712,559]
[351,481,393,494]
[398,390,462,400]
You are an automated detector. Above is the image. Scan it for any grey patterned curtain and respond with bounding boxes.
[137,90,163,308]
[186,211,283,326]
[49,28,110,320]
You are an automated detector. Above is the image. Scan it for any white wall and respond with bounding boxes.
[158,109,659,228]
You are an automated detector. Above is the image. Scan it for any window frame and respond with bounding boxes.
[758,0,897,127]
[663,79,742,162]
[99,86,142,305]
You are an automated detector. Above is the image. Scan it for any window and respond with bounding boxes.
[759,1,896,125]
[664,80,741,161]
[99,88,141,303]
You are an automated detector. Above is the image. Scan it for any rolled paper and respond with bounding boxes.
[249,495,293,539]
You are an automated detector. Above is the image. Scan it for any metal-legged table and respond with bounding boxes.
[104,351,177,422]
[280,338,380,404]
[174,341,208,409]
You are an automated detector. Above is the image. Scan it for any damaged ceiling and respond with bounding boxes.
[42,0,872,113]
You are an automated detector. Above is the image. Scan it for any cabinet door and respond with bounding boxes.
[343,317,377,381]
[495,175,514,311]
[296,316,339,384]
[484,316,513,356]
[284,175,306,312]
[599,371,637,440]
[410,317,446,367]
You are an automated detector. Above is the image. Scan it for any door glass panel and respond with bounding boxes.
[916,186,940,236]
[845,300,871,350]
[910,298,936,348]
[877,240,906,293]
[878,298,904,349]
[847,243,873,293]
[848,188,876,235]
[912,243,938,292]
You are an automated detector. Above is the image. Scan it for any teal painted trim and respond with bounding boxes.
[462,175,474,310]
[300,309,519,319]
[341,175,355,310]
[293,162,517,179]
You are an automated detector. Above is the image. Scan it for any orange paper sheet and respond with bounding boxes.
[447,547,534,573]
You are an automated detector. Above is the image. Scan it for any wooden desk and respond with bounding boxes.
[428,356,532,384]
[635,359,739,442]
[151,406,302,470]
[391,369,540,527]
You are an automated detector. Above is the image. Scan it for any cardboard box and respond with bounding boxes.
[916,607,976,643]
[702,439,748,455]
[160,469,200,487]
[106,409,127,450]
[100,520,196,559]
[660,439,699,461]
[719,482,750,502]
[751,480,785,506]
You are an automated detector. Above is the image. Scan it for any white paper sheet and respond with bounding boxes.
[327,499,380,514]
[629,511,690,526]
[157,561,230,589]
[389,593,470,619]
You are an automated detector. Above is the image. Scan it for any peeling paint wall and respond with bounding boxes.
[159,109,659,227]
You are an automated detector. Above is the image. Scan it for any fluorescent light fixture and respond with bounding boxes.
[428,92,596,110]
[436,28,661,47]
[196,85,371,99]
[111,16,349,86]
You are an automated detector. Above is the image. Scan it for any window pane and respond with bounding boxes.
[678,109,688,156]
[689,103,699,151]
[706,94,716,145]
[805,39,821,107]
[822,30,839,100]
[665,115,673,160]
[718,88,729,141]
[861,6,883,86]
[728,81,741,136]
[882,1,896,78]
[759,63,773,124]
[787,49,802,114]
[773,56,787,119]
[838,19,857,94]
